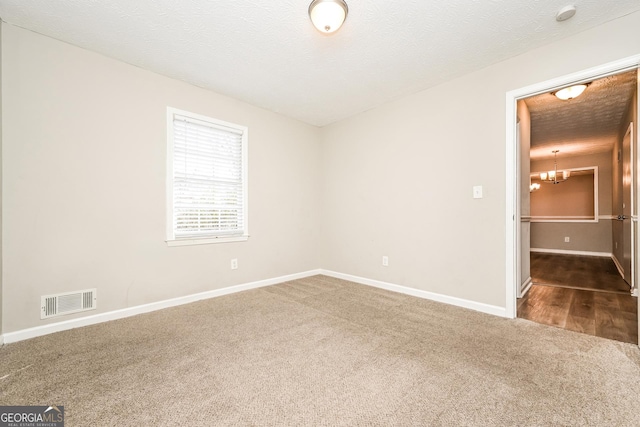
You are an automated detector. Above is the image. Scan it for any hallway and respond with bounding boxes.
[518,253,638,343]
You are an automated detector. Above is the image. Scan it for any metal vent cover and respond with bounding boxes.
[41,289,97,319]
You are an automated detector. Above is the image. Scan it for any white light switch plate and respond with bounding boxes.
[473,186,483,199]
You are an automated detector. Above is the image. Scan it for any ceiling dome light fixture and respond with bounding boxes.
[554,84,588,100]
[309,0,348,34]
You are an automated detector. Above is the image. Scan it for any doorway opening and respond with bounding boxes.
[505,55,640,344]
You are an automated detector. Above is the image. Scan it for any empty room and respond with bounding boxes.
[1,1,640,425]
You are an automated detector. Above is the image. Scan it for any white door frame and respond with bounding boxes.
[505,54,640,319]
[622,122,636,291]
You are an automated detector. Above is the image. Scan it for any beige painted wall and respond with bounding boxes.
[319,11,640,308]
[517,101,531,288]
[1,24,322,333]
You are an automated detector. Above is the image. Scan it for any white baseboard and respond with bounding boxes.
[530,248,612,257]
[611,254,625,278]
[3,268,511,344]
[2,269,322,344]
[520,276,533,297]
[320,270,507,318]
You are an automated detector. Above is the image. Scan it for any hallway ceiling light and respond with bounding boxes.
[554,84,588,100]
[540,150,570,184]
[309,0,348,34]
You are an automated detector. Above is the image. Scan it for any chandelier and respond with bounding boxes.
[540,150,570,184]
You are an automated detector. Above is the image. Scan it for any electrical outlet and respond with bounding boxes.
[615,242,618,249]
[382,256,389,267]
[231,259,238,270]
[564,237,570,243]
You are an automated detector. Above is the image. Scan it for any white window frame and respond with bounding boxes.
[166,107,248,246]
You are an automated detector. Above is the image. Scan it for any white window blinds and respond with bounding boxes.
[170,112,247,240]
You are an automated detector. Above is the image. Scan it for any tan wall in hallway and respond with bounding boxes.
[531,221,613,253]
[531,174,595,218]
[531,151,612,215]
[530,151,613,253]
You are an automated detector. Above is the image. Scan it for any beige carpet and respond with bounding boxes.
[2,275,640,426]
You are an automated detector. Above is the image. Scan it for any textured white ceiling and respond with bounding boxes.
[526,70,637,160]
[1,1,640,126]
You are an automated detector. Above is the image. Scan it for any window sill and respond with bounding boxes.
[166,235,249,247]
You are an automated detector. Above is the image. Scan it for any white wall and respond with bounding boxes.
[1,24,322,333]
[319,11,640,308]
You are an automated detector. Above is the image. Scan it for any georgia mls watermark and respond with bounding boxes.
[0,406,64,427]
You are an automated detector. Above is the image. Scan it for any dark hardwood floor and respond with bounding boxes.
[530,252,629,292]
[518,253,638,344]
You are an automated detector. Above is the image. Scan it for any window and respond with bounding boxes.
[166,108,248,246]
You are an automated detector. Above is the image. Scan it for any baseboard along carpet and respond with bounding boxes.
[2,275,640,425]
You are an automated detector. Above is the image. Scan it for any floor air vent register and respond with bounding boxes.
[41,289,97,319]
